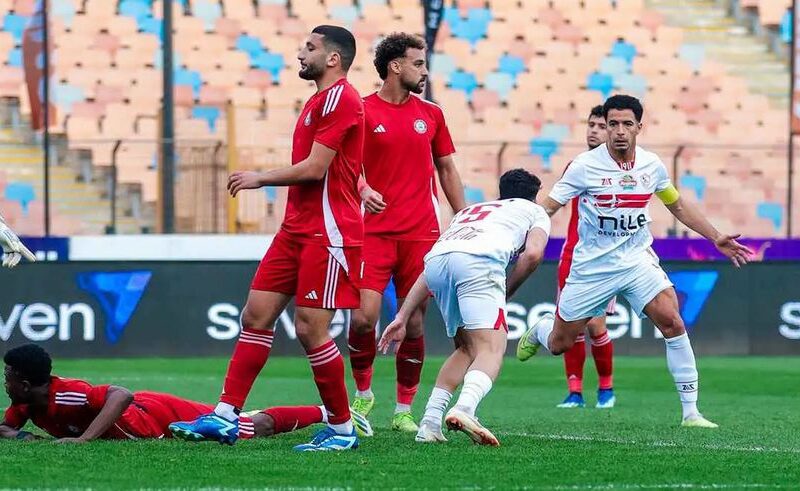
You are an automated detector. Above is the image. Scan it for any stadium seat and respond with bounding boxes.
[615,73,647,98]
[6,47,21,67]
[679,44,705,72]
[329,5,359,26]
[430,52,457,78]
[2,13,28,42]
[586,71,614,98]
[236,34,263,59]
[497,54,526,81]
[484,72,515,102]
[119,0,152,23]
[757,202,783,231]
[192,0,223,31]
[52,0,76,28]
[4,181,35,214]
[528,137,559,170]
[599,56,628,77]
[610,39,637,65]
[679,173,707,201]
[192,105,222,132]
[252,52,285,83]
[464,185,486,204]
[174,68,203,97]
[448,70,479,100]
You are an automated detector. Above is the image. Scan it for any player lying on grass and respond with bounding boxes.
[1,344,372,442]
[378,169,550,446]
[0,213,35,268]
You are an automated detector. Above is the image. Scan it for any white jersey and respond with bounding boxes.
[426,198,551,266]
[549,144,671,281]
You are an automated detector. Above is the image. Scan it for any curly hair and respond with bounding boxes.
[373,32,426,80]
[4,344,52,386]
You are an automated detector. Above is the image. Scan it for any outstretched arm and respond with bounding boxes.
[227,142,337,196]
[507,228,548,299]
[57,386,134,443]
[664,193,752,267]
[378,274,429,353]
[434,154,466,214]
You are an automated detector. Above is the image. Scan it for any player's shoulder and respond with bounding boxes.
[51,376,93,394]
[634,145,664,166]
[415,95,445,117]
[362,92,379,105]
[321,79,363,116]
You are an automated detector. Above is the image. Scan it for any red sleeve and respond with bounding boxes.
[314,88,360,151]
[85,384,111,410]
[431,106,456,158]
[3,405,29,430]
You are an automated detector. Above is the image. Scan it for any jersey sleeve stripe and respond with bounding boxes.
[55,391,88,397]
[323,85,343,116]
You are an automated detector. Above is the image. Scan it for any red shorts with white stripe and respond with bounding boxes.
[557,256,616,316]
[251,230,361,309]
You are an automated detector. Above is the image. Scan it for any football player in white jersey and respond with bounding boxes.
[378,169,551,446]
[0,213,35,268]
[518,95,752,428]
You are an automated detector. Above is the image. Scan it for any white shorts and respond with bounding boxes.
[424,252,507,338]
[558,255,673,322]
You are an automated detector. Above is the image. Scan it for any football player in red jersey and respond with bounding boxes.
[170,25,366,451]
[0,345,373,443]
[347,33,465,432]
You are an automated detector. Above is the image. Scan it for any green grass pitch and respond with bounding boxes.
[1,356,798,490]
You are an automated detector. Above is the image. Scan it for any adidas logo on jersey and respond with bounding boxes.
[305,290,319,300]
[373,124,386,133]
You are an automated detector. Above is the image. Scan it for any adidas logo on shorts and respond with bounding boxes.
[305,290,319,300]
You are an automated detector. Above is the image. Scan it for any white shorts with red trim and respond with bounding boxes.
[423,252,507,338]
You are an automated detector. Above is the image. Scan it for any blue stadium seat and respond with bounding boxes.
[264,186,277,202]
[615,73,647,98]
[6,47,22,67]
[443,6,462,29]
[236,34,264,59]
[53,82,85,113]
[757,202,783,231]
[464,185,486,204]
[587,71,614,98]
[497,54,526,81]
[452,11,491,47]
[781,10,792,43]
[329,5,359,25]
[252,52,285,83]
[192,106,221,132]
[484,72,514,102]
[52,0,77,28]
[2,14,30,42]
[4,182,35,214]
[679,173,707,201]
[430,52,457,78]
[540,123,570,142]
[610,39,637,65]
[529,137,559,170]
[139,16,163,39]
[599,56,628,77]
[174,68,203,97]
[120,0,152,23]
[192,0,222,32]
[448,70,479,100]
[679,44,705,71]
[154,49,182,69]
[467,7,493,26]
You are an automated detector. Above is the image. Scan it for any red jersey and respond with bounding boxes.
[362,93,456,240]
[2,376,211,439]
[282,78,365,247]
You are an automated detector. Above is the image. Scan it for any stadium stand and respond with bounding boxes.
[0,0,793,237]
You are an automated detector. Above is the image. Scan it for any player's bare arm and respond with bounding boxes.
[227,142,337,197]
[541,196,565,217]
[357,174,387,214]
[56,386,134,444]
[661,190,753,267]
[0,423,39,440]
[434,154,466,213]
[506,227,548,299]
[378,274,429,353]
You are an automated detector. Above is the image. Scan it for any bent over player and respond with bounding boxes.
[171,25,366,452]
[380,169,550,446]
[518,95,752,428]
[348,32,465,432]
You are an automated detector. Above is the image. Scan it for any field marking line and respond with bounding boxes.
[503,432,800,454]
[533,484,793,490]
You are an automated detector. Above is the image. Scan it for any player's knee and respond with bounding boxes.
[405,309,425,338]
[350,309,377,335]
[549,331,573,356]
[586,317,607,337]
[251,413,274,437]
[657,314,685,338]
[241,306,272,331]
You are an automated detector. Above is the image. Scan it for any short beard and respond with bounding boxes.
[403,79,424,94]
[299,64,323,81]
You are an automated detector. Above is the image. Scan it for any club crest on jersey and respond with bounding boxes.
[619,174,637,191]
[304,112,312,126]
[641,173,652,186]
[413,119,427,134]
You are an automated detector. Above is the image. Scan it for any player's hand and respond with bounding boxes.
[714,234,753,268]
[361,186,386,214]
[377,317,407,354]
[54,437,88,444]
[0,222,36,268]
[227,171,264,197]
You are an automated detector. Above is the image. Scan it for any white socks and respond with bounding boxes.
[214,402,238,421]
[395,403,411,414]
[421,386,452,428]
[454,370,493,417]
[318,405,328,424]
[329,420,354,434]
[535,316,555,352]
[355,389,374,399]
[664,333,699,419]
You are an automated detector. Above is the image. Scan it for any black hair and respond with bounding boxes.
[499,169,542,201]
[588,105,604,120]
[4,344,52,386]
[311,25,357,72]
[603,94,644,122]
[373,32,427,80]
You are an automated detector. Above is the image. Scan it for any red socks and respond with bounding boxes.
[263,406,324,434]
[347,327,377,392]
[220,328,274,408]
[306,339,351,425]
[591,332,614,390]
[396,335,425,406]
[564,334,586,393]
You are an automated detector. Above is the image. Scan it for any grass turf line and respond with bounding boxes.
[1,356,797,489]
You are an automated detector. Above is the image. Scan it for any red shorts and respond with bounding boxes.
[103,392,212,439]
[360,235,435,298]
[251,231,361,309]
[557,256,616,315]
